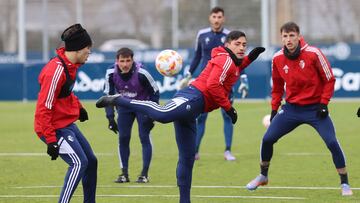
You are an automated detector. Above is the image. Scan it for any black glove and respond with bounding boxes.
[108,118,118,134]
[226,107,238,124]
[47,142,59,160]
[79,107,89,122]
[270,110,277,122]
[248,47,266,61]
[357,107,360,117]
[317,103,329,118]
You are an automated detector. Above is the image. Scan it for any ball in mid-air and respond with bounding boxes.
[155,49,183,77]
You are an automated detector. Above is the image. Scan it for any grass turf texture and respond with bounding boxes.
[0,101,358,203]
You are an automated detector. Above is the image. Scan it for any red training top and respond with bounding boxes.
[191,46,251,112]
[271,37,336,110]
[34,47,83,144]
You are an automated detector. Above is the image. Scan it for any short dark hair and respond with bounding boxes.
[280,22,300,33]
[116,47,134,59]
[210,6,224,15]
[225,30,246,43]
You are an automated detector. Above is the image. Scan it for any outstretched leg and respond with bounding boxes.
[247,105,300,191]
[309,115,352,196]
[96,86,205,124]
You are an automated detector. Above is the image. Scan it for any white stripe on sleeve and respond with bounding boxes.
[306,47,332,81]
[139,68,159,92]
[219,56,232,85]
[45,64,64,109]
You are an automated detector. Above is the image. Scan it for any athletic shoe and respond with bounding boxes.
[246,174,268,190]
[136,175,150,183]
[96,94,120,108]
[341,183,353,196]
[224,150,236,161]
[194,153,200,160]
[114,174,130,183]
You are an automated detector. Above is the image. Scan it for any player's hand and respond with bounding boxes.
[357,107,360,117]
[178,72,192,90]
[248,47,265,61]
[79,107,89,122]
[226,106,238,124]
[317,103,328,119]
[238,75,249,98]
[47,142,59,160]
[108,118,118,134]
[270,110,277,122]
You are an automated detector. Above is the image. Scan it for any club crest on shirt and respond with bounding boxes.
[205,37,210,44]
[67,135,74,142]
[221,36,226,43]
[299,60,305,69]
[283,65,289,74]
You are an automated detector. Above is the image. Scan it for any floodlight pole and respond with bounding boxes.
[42,0,49,62]
[261,0,270,50]
[76,0,83,24]
[18,0,26,63]
[172,0,179,48]
[210,0,218,8]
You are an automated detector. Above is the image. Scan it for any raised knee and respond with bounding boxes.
[262,136,274,146]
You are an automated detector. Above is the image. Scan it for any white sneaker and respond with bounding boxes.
[246,174,268,190]
[224,150,236,161]
[341,183,353,196]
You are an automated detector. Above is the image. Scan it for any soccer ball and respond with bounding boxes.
[262,114,271,128]
[155,49,183,77]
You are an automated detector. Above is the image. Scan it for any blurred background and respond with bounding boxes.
[0,0,359,100]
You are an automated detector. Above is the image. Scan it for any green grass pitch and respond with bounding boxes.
[0,101,359,203]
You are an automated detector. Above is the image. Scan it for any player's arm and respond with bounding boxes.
[188,32,202,75]
[271,58,284,111]
[178,32,202,89]
[37,62,65,144]
[206,58,233,111]
[238,47,265,71]
[139,68,160,103]
[103,68,116,120]
[103,67,119,134]
[314,48,335,105]
[237,47,266,98]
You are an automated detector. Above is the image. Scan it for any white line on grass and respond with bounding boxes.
[0,153,113,156]
[0,152,330,157]
[0,194,306,200]
[13,185,360,190]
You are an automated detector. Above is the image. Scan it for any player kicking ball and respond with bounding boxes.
[97,30,265,203]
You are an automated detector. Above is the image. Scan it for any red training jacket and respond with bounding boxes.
[34,47,83,144]
[191,46,251,112]
[271,37,336,111]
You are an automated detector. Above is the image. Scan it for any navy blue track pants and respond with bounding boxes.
[116,107,153,171]
[114,85,205,203]
[42,123,97,203]
[261,103,346,169]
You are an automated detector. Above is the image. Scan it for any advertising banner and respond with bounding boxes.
[0,54,359,101]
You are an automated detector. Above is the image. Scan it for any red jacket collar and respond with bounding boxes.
[56,47,81,69]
